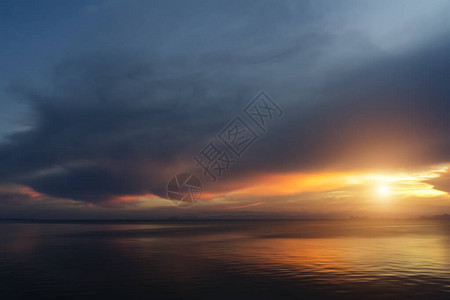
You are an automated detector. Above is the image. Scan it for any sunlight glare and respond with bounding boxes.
[377,184,390,197]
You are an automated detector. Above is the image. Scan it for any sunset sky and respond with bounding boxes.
[1,0,450,219]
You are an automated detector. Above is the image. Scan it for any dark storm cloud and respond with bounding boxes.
[239,37,450,174]
[1,0,450,204]
[0,190,34,206]
[1,54,257,202]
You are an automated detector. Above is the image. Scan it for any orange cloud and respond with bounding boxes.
[222,201,265,210]
[228,166,449,199]
[14,187,46,201]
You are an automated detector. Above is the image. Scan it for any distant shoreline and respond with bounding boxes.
[0,215,450,224]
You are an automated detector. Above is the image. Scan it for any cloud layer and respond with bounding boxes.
[1,0,450,211]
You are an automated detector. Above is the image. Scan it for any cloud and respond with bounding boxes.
[1,0,450,207]
[426,170,450,195]
[1,54,253,203]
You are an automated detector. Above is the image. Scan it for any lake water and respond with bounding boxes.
[0,219,450,299]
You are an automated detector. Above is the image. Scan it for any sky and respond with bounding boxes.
[1,0,450,219]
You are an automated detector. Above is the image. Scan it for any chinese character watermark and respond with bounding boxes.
[193,141,235,182]
[244,91,284,132]
[167,91,284,207]
[219,117,259,157]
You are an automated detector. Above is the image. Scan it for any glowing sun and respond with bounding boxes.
[377,183,390,197]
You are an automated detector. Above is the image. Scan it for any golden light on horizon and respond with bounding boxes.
[377,183,390,198]
[230,165,449,200]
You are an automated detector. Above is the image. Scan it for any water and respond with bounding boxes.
[0,219,450,299]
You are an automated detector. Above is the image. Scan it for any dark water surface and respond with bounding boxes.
[1,219,450,299]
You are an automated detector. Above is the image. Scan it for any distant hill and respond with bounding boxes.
[419,213,450,220]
